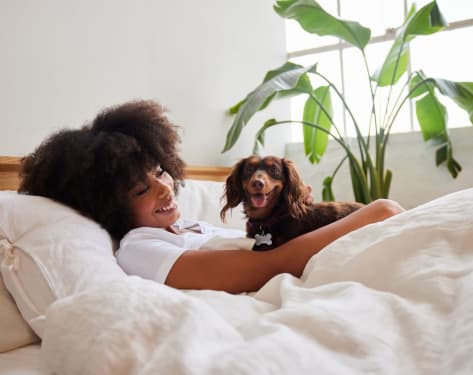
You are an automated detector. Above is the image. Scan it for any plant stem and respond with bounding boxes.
[313,71,381,199]
[362,51,386,198]
[383,76,430,138]
[362,52,379,139]
[381,76,432,159]
[384,78,411,134]
[332,154,349,178]
[381,38,408,132]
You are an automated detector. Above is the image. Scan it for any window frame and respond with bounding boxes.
[285,1,473,138]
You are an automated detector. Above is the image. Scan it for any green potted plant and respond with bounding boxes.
[222,0,473,203]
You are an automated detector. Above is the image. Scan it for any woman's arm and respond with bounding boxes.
[165,199,404,293]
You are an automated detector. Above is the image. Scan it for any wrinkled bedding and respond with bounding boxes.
[41,189,473,374]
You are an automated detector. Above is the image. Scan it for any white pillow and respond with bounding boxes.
[0,179,243,339]
[177,179,245,230]
[0,267,39,352]
[0,191,127,338]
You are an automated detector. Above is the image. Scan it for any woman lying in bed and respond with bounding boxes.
[18,100,404,293]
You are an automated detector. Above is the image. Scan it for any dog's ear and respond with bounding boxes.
[282,158,309,220]
[220,158,247,222]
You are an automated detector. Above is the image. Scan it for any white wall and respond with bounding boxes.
[285,127,473,208]
[2,1,472,207]
[0,0,290,165]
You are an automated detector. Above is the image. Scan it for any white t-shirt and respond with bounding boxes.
[115,219,254,284]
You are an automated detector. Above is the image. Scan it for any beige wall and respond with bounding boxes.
[3,1,472,207]
[0,0,290,166]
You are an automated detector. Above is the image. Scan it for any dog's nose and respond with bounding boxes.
[251,179,264,189]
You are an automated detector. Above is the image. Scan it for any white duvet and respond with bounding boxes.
[41,189,473,375]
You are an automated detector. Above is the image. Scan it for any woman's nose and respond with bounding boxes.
[152,178,173,197]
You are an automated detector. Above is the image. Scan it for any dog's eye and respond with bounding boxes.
[243,165,256,177]
[269,165,281,177]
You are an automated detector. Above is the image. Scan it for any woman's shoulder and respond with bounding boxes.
[123,225,166,238]
[119,226,173,250]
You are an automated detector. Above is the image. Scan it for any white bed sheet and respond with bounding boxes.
[0,344,47,375]
[38,188,473,374]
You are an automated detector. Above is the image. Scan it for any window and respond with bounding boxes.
[285,0,473,141]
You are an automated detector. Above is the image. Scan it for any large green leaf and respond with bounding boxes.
[403,1,446,36]
[372,1,446,87]
[409,71,445,141]
[274,0,371,50]
[409,71,464,178]
[415,88,447,141]
[222,63,316,152]
[408,70,430,98]
[432,80,473,123]
[435,141,462,178]
[229,62,312,115]
[410,72,473,124]
[371,36,410,87]
[302,86,332,163]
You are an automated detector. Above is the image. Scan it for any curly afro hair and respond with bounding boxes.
[19,100,186,239]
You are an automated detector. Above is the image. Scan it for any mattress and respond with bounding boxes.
[0,344,47,375]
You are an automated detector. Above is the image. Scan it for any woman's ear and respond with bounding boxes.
[220,158,246,222]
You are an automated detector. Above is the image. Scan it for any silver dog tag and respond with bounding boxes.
[255,232,272,246]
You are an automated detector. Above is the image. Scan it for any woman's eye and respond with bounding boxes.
[155,168,165,178]
[134,186,149,196]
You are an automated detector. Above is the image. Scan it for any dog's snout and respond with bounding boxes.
[251,178,264,189]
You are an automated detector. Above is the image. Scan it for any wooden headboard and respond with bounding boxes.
[0,156,231,191]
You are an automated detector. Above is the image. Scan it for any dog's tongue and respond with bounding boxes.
[251,194,267,208]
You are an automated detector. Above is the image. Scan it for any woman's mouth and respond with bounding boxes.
[155,200,177,214]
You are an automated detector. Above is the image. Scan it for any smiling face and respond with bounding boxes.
[128,165,180,230]
[241,156,286,220]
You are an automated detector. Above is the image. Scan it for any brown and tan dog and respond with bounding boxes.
[220,155,364,251]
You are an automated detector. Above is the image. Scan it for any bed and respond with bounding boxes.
[1,155,473,374]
